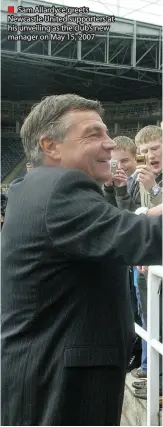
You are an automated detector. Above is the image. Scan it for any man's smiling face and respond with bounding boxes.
[139,140,162,174]
[54,110,116,182]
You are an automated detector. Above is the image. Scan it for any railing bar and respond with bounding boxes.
[134,330,163,356]
[150,339,163,356]
[135,266,163,426]
[135,323,148,341]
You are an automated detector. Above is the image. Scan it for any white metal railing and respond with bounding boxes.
[135,265,163,426]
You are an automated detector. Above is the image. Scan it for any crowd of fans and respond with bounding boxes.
[103,124,162,407]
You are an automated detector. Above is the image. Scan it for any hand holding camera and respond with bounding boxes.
[136,165,156,190]
[113,169,128,187]
[135,154,156,190]
[104,161,116,187]
[106,160,127,188]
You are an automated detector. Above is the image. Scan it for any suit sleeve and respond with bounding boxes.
[46,170,162,266]
[103,185,117,207]
[114,186,141,212]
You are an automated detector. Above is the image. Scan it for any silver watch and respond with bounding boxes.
[148,184,160,196]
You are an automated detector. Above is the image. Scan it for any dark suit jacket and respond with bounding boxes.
[1,166,162,425]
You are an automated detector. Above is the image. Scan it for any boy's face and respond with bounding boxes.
[111,149,137,177]
[139,140,162,174]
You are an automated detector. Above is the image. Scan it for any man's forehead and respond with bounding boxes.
[68,109,104,128]
[141,139,162,149]
[112,149,132,159]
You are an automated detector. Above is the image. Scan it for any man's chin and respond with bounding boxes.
[96,173,112,184]
[151,166,162,175]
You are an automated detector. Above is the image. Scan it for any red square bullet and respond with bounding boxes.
[8,6,14,12]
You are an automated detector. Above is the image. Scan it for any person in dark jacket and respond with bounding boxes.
[1,95,162,426]
[103,135,140,211]
[1,191,7,229]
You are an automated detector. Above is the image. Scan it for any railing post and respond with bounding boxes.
[147,267,161,426]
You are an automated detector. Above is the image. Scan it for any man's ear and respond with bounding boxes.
[40,137,61,160]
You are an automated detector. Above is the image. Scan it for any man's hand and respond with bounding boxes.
[136,165,156,190]
[113,169,128,187]
[104,175,114,188]
[147,204,163,216]
[137,266,148,275]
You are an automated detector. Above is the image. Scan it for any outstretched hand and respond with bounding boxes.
[147,204,163,216]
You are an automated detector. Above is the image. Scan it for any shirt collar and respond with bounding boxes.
[128,170,137,181]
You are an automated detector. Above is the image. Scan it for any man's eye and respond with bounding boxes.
[89,133,99,137]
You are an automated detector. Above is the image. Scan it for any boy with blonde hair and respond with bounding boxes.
[103,135,140,211]
[135,125,162,208]
[104,126,162,210]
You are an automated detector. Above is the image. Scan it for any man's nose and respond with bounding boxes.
[148,150,155,159]
[102,137,116,151]
[117,161,121,169]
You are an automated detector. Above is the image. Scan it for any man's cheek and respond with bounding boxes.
[158,150,162,160]
[145,155,149,164]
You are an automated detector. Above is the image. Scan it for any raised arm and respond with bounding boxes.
[46,170,162,266]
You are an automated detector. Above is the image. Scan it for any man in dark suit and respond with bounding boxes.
[1,94,162,426]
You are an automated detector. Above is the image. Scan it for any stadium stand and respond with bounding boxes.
[104,99,161,120]
[1,137,25,181]
[2,99,161,121]
[1,97,161,182]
